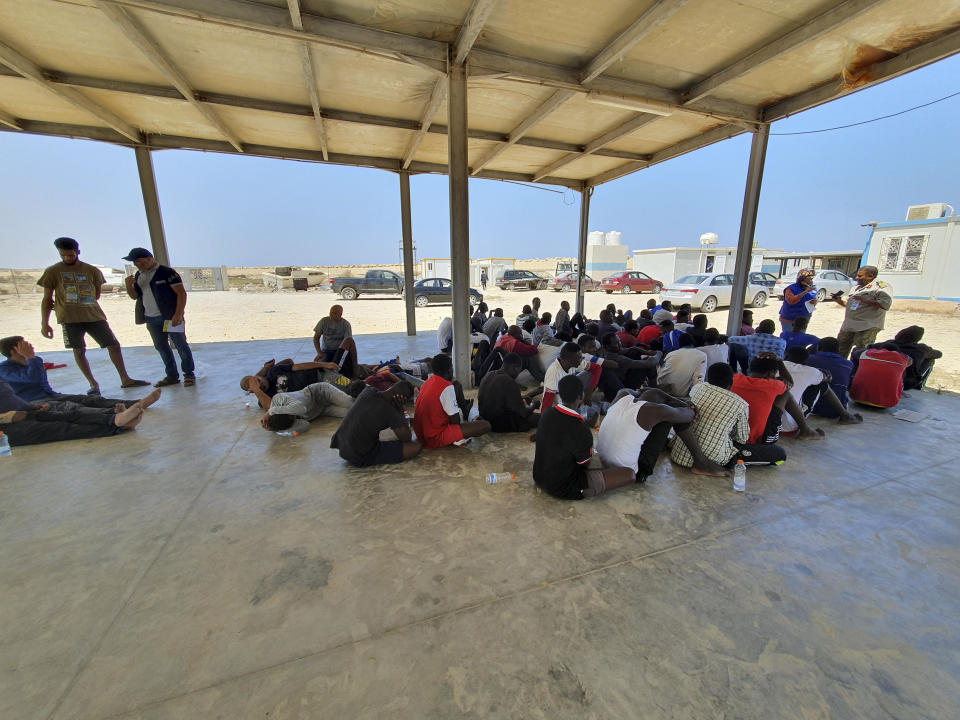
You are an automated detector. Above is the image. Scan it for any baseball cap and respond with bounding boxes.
[123,247,154,261]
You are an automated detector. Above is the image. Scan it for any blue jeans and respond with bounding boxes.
[145,316,195,379]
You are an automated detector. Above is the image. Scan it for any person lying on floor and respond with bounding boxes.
[670,362,786,469]
[597,385,730,482]
[413,353,491,449]
[240,357,344,403]
[533,375,636,500]
[0,336,162,412]
[477,352,541,433]
[0,378,148,446]
[330,381,422,467]
[257,381,356,432]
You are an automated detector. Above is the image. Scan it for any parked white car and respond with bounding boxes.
[773,270,855,301]
[660,272,769,313]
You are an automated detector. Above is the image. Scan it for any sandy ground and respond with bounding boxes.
[2,276,958,392]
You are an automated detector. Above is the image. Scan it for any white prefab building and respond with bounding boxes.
[863,207,960,301]
[585,230,629,279]
[632,247,764,282]
[419,257,514,288]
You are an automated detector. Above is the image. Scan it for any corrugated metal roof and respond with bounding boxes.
[1,0,958,186]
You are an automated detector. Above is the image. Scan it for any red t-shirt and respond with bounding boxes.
[616,330,637,348]
[731,375,787,444]
[849,349,909,408]
[636,325,661,346]
[413,374,456,449]
[494,334,538,356]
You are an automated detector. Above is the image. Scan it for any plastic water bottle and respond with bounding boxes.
[733,460,746,492]
[244,399,251,409]
[276,430,299,438]
[0,431,10,457]
[486,472,516,484]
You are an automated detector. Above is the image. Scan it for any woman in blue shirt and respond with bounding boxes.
[779,268,818,334]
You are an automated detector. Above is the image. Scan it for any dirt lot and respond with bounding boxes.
[2,267,957,392]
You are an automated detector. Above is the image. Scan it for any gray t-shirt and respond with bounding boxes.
[137,266,161,318]
[482,316,507,342]
[313,317,352,351]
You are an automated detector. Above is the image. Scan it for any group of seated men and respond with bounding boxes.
[223,298,940,504]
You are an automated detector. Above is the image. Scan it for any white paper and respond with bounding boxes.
[163,320,185,333]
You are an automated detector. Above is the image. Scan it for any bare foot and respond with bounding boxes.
[796,427,826,440]
[114,403,126,414]
[692,462,730,478]
[138,388,162,409]
[262,359,275,369]
[124,411,144,430]
[838,412,863,425]
[114,404,143,428]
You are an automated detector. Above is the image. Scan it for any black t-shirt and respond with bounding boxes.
[330,386,405,464]
[533,407,593,500]
[265,363,320,396]
[477,369,529,432]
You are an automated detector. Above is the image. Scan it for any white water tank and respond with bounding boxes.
[605,231,622,246]
[588,230,605,246]
[699,232,719,245]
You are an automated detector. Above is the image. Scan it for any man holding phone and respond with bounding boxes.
[832,266,893,358]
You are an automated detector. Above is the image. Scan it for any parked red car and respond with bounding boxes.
[601,271,663,294]
[547,271,600,292]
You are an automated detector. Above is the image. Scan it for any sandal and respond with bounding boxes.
[121,379,150,388]
[183,376,196,387]
[86,387,101,396]
[154,377,180,387]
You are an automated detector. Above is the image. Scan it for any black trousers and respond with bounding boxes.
[636,420,692,479]
[1,408,119,446]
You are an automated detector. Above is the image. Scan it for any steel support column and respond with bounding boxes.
[398,171,417,336]
[447,60,472,386]
[727,125,770,338]
[575,186,593,316]
[133,146,170,266]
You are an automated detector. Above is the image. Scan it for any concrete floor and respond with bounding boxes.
[2,333,959,720]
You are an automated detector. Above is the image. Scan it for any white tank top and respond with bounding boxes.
[596,397,649,473]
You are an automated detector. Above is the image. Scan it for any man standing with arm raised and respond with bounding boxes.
[38,237,147,394]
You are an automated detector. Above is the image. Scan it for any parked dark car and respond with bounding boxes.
[548,271,600,292]
[409,277,483,307]
[601,270,663,294]
[328,269,403,300]
[496,269,548,291]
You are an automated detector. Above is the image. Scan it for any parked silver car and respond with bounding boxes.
[660,272,769,313]
[773,270,854,301]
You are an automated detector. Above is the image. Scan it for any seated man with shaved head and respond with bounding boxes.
[313,304,359,377]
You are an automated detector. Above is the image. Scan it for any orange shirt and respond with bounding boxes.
[731,375,787,444]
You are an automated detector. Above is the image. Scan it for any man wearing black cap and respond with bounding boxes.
[38,237,148,394]
[123,247,195,387]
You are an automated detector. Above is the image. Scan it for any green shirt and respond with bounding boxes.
[37,261,107,324]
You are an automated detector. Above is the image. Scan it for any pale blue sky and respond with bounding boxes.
[1,53,958,269]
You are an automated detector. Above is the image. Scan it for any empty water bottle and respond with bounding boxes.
[0,431,10,457]
[733,460,746,492]
[276,430,299,438]
[486,472,516,484]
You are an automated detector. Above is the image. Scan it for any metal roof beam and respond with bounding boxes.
[401,79,447,170]
[0,121,586,189]
[587,123,747,186]
[453,0,500,66]
[0,65,648,160]
[581,0,692,83]
[403,0,497,169]
[89,0,448,72]
[470,89,574,174]
[531,113,658,181]
[94,1,243,152]
[0,39,142,142]
[469,49,760,124]
[683,0,886,105]
[286,0,329,160]
[763,25,960,122]
[0,107,21,130]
